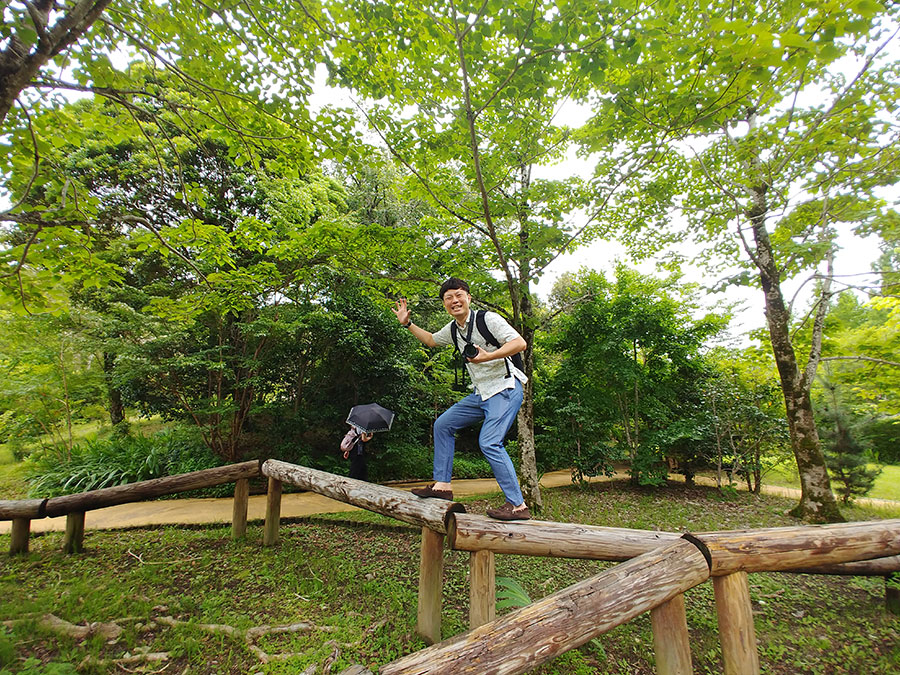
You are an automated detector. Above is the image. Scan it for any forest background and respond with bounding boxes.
[1,0,899,523]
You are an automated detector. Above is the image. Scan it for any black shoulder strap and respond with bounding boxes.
[449,317,474,353]
[449,319,473,391]
[450,321,458,352]
[474,310,500,347]
[474,310,525,375]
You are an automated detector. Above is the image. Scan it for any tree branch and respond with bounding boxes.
[820,355,900,368]
[802,248,834,388]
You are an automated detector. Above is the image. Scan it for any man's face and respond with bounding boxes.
[442,288,471,322]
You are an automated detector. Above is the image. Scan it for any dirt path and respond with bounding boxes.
[2,470,895,535]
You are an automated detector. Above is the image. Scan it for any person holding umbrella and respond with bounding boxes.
[341,427,374,480]
[392,277,531,521]
[341,403,395,482]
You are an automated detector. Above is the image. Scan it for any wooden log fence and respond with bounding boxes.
[0,460,262,554]
[260,460,465,534]
[40,461,263,518]
[786,554,900,576]
[2,459,899,675]
[696,520,900,575]
[449,513,681,560]
[446,512,900,675]
[376,538,711,675]
[450,513,900,575]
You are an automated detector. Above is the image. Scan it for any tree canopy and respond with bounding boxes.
[2,0,899,520]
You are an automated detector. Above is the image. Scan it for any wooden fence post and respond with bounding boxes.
[232,478,250,539]
[417,526,444,645]
[62,512,85,554]
[469,550,495,629]
[713,572,760,675]
[650,593,693,675]
[10,518,29,555]
[263,477,282,547]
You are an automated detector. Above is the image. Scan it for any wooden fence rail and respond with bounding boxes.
[1,461,261,554]
[696,520,900,575]
[450,513,681,559]
[787,554,900,575]
[451,512,900,576]
[260,460,464,534]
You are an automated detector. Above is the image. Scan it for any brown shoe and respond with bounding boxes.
[486,502,531,521]
[411,484,454,500]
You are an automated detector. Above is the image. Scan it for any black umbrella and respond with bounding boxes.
[346,403,395,433]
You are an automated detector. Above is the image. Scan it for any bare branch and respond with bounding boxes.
[802,248,834,388]
[820,355,900,369]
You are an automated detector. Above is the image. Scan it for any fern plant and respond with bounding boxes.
[496,576,533,611]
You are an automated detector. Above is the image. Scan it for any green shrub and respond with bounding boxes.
[24,426,219,498]
[452,452,493,479]
[368,440,432,482]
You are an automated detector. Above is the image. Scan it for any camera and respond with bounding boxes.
[462,342,478,359]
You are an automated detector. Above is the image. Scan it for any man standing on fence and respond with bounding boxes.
[392,277,531,521]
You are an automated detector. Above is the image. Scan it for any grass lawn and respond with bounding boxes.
[0,415,168,470]
[763,463,900,501]
[0,463,28,501]
[1,481,898,675]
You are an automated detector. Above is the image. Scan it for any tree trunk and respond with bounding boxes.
[749,195,842,523]
[0,1,113,124]
[516,293,542,514]
[103,352,125,427]
[517,341,542,513]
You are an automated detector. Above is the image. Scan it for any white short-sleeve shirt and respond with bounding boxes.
[432,310,527,400]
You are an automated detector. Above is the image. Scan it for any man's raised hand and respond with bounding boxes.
[392,298,410,325]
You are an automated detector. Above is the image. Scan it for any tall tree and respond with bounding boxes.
[580,0,900,521]
[705,348,791,493]
[5,87,353,459]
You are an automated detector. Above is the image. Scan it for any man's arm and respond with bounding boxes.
[392,298,437,347]
[468,336,526,363]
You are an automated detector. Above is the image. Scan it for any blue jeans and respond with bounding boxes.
[433,379,524,505]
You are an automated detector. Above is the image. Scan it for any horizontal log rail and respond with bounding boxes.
[43,461,262,518]
[448,513,900,577]
[261,460,465,534]
[0,461,262,521]
[0,498,46,520]
[786,554,900,576]
[694,519,900,576]
[377,538,710,675]
[450,514,680,559]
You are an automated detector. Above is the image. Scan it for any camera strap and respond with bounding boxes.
[451,315,476,390]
